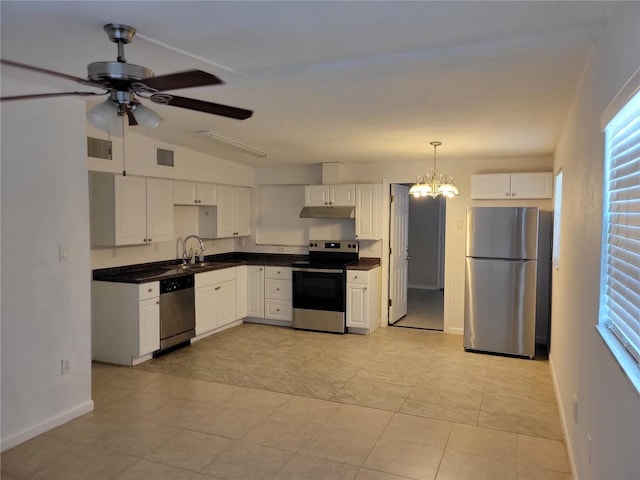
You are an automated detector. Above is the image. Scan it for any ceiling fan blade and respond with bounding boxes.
[140,70,223,92]
[1,59,103,88]
[126,108,138,126]
[150,93,253,120]
[1,91,106,101]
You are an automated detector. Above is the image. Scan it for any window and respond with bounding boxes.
[598,88,640,391]
[552,170,563,269]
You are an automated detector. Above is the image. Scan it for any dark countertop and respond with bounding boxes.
[93,252,382,284]
[347,257,381,271]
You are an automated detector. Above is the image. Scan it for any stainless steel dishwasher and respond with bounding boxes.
[156,274,195,354]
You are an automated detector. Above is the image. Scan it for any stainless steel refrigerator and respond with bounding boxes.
[464,207,551,359]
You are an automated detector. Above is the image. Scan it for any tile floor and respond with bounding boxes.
[1,323,571,479]
[393,289,444,331]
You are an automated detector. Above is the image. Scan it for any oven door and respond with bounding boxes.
[292,267,347,333]
[292,267,345,312]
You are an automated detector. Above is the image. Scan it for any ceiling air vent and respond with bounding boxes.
[156,148,175,167]
[87,137,112,160]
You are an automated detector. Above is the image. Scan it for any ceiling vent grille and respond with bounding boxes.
[156,148,175,167]
[87,137,112,160]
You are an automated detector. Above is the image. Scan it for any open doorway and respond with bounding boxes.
[388,184,445,331]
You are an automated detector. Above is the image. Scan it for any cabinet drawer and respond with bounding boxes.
[265,266,292,280]
[347,270,368,285]
[265,278,292,300]
[265,299,292,321]
[196,267,235,287]
[138,282,159,301]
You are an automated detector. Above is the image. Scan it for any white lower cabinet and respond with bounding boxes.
[235,265,248,320]
[92,281,160,366]
[245,266,292,324]
[195,267,237,336]
[346,267,381,334]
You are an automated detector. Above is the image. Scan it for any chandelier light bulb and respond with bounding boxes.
[410,141,459,199]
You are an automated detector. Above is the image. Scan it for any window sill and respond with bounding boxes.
[596,324,640,397]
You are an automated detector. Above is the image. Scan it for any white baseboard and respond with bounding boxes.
[445,326,464,336]
[549,352,578,480]
[1,399,94,452]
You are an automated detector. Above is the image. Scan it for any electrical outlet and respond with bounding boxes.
[573,394,579,423]
[61,359,70,375]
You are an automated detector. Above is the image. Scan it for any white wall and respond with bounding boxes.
[1,80,93,450]
[551,3,640,479]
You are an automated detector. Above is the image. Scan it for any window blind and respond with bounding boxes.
[552,170,563,269]
[600,89,640,367]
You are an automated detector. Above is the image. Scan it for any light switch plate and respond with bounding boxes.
[58,245,70,262]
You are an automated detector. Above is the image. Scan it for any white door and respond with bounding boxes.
[389,184,409,324]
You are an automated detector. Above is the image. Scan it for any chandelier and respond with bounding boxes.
[409,141,459,198]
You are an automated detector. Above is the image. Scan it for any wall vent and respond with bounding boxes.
[156,148,175,167]
[87,137,112,160]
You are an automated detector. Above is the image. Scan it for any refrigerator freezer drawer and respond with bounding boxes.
[464,257,537,358]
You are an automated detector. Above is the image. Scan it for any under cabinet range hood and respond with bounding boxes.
[299,206,355,219]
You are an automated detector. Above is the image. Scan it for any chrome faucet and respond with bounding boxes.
[182,235,205,264]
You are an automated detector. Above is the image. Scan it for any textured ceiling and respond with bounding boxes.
[0,1,612,166]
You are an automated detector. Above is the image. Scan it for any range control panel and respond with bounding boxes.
[308,240,359,253]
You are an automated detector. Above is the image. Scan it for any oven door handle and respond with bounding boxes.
[292,267,344,274]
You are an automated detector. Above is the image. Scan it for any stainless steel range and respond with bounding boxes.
[291,240,359,333]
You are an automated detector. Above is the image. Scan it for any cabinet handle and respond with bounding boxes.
[505,193,509,197]
[364,287,367,291]
[511,193,516,197]
[148,288,153,292]
[259,268,263,271]
[276,288,280,291]
[276,308,280,312]
[215,286,221,291]
[156,301,160,304]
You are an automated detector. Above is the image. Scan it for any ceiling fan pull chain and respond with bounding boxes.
[121,115,127,176]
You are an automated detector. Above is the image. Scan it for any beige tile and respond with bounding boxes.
[356,468,414,479]
[275,452,359,479]
[0,472,24,480]
[272,395,341,423]
[516,465,573,480]
[112,458,197,480]
[408,385,483,410]
[93,364,166,390]
[353,360,424,387]
[328,403,394,435]
[270,376,343,400]
[381,413,452,448]
[363,436,443,480]
[141,375,245,405]
[300,424,380,465]
[91,384,136,411]
[101,390,171,418]
[140,398,218,428]
[517,434,570,473]
[231,387,291,414]
[448,423,518,459]
[244,416,319,452]
[399,397,479,425]
[200,440,292,479]
[477,410,563,440]
[143,429,234,471]
[435,450,517,480]
[332,378,411,411]
[188,404,267,439]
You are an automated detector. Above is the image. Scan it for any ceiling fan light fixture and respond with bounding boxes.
[86,100,118,131]
[132,103,163,130]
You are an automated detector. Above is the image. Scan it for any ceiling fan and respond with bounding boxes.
[1,23,253,134]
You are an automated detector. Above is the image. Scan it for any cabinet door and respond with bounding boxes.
[510,173,553,199]
[215,280,237,328]
[174,180,198,205]
[114,175,148,245]
[235,266,248,320]
[195,284,216,335]
[234,187,252,236]
[470,174,511,199]
[347,284,368,328]
[146,178,174,243]
[265,299,292,321]
[216,185,235,238]
[329,184,356,206]
[305,185,330,206]
[197,183,218,206]
[355,184,381,240]
[138,297,160,355]
[247,266,265,318]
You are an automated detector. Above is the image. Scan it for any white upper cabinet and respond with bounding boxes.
[305,184,355,206]
[471,173,553,200]
[355,184,382,240]
[216,185,251,238]
[173,181,217,206]
[90,172,174,246]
